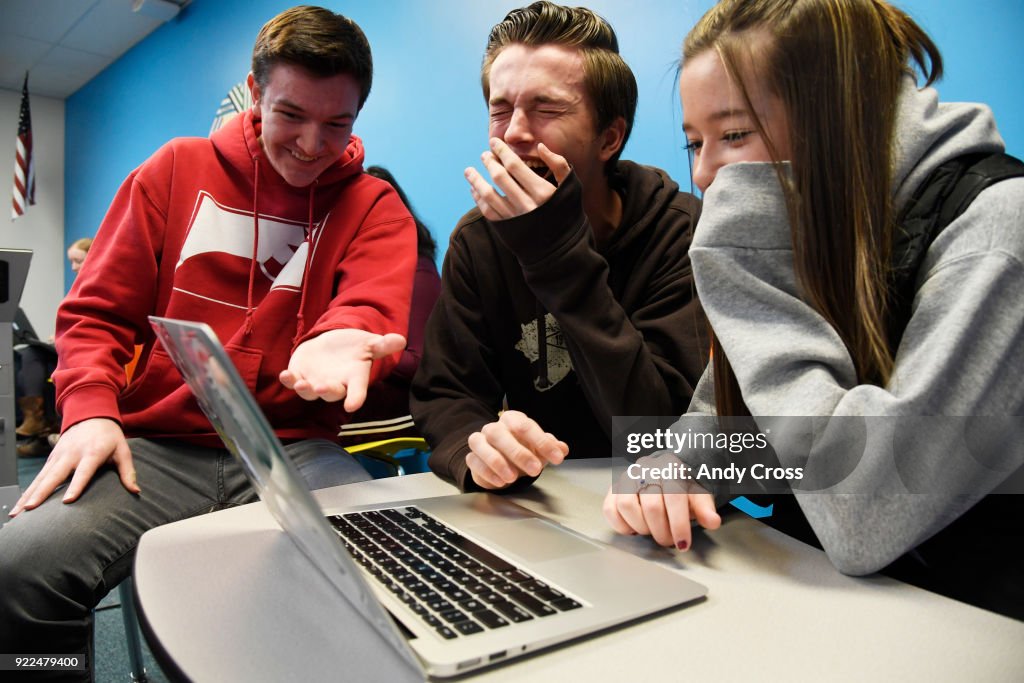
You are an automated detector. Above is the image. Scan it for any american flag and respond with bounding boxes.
[11,73,35,220]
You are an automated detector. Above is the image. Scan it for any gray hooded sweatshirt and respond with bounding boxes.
[685,78,1024,575]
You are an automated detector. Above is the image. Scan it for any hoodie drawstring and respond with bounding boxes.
[245,156,260,335]
[291,181,317,347]
[246,154,317,345]
[536,301,550,390]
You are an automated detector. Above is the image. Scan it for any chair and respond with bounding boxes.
[93,578,147,682]
[118,350,149,680]
[339,411,431,478]
[119,578,148,682]
[346,437,430,478]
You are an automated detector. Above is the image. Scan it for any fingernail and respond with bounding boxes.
[676,540,689,550]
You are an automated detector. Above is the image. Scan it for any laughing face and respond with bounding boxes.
[249,63,361,188]
[486,44,615,190]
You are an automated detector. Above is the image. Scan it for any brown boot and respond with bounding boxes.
[15,396,48,437]
[17,436,52,458]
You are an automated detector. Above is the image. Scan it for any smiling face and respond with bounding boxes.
[249,63,361,188]
[680,48,790,193]
[486,44,621,190]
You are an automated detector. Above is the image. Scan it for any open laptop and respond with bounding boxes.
[150,316,707,677]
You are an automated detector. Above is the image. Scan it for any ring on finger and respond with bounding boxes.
[637,480,662,495]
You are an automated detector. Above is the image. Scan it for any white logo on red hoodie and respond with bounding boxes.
[174,192,322,308]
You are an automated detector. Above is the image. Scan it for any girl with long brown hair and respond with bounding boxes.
[605,0,1023,617]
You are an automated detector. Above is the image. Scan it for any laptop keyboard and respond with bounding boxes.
[329,507,583,640]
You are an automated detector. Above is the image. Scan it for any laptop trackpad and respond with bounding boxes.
[468,518,602,562]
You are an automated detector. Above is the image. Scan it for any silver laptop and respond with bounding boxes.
[150,316,707,678]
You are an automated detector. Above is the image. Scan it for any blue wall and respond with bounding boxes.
[64,0,1024,287]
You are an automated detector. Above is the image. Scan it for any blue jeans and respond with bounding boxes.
[0,437,370,681]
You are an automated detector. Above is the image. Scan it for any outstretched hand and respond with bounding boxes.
[464,139,572,221]
[280,328,406,413]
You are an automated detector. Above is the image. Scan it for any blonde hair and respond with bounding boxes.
[70,237,93,253]
[682,0,942,414]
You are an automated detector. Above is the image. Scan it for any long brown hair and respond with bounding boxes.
[682,0,942,416]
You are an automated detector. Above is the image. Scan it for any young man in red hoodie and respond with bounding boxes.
[0,7,415,677]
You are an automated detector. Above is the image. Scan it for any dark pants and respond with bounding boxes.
[0,437,370,681]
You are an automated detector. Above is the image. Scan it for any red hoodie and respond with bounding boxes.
[54,110,415,445]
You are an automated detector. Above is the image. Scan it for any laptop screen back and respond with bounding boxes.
[149,316,422,676]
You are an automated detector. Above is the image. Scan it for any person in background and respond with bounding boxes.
[604,0,1024,620]
[12,317,58,456]
[65,236,92,274]
[339,165,441,444]
[13,237,95,457]
[411,2,708,492]
[0,6,416,677]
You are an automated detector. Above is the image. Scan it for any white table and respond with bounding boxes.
[134,459,1024,682]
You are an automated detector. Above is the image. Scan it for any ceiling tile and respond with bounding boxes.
[40,46,112,92]
[10,64,84,99]
[0,0,173,97]
[0,0,97,44]
[61,0,165,58]
[0,34,53,90]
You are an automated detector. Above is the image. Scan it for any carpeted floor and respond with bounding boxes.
[16,452,170,682]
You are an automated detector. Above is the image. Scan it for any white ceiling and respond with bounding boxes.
[0,0,189,100]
